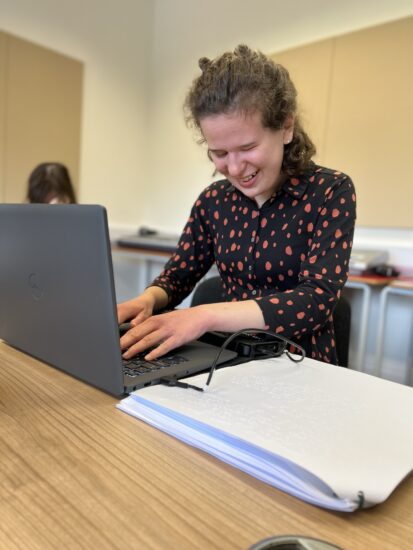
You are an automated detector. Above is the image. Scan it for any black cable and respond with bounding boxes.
[204,328,306,388]
[160,329,305,392]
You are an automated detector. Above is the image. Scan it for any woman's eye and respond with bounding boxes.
[214,151,227,159]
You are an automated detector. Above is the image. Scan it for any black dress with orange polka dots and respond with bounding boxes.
[151,164,356,364]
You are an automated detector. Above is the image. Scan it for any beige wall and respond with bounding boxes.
[146,0,413,232]
[0,32,83,203]
[1,0,153,224]
[0,32,6,198]
[1,0,413,229]
[272,17,413,228]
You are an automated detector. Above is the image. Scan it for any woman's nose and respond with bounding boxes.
[226,153,245,177]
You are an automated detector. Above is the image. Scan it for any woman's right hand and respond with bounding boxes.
[117,294,155,327]
[117,286,169,327]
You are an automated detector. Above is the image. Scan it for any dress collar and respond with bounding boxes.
[281,173,310,199]
[222,169,312,204]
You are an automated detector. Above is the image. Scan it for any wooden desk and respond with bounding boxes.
[389,276,413,290]
[0,342,412,549]
[111,243,173,258]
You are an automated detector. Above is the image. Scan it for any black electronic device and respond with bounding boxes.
[370,264,400,278]
[199,330,287,359]
[117,227,179,252]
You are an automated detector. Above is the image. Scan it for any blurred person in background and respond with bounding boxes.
[27,162,77,204]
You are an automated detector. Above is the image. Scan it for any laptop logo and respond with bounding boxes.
[28,273,44,301]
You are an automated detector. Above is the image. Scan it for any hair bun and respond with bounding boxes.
[234,44,250,56]
[198,57,211,71]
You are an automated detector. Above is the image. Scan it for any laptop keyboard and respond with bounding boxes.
[122,352,188,378]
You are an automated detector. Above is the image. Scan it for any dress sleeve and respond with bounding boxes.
[255,175,356,340]
[149,190,215,308]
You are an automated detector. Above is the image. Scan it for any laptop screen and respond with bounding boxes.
[0,204,126,395]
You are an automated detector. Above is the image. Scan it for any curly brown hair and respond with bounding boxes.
[184,44,316,175]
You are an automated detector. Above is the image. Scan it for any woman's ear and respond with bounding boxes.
[283,115,295,144]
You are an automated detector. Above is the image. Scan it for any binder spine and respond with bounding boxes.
[357,491,365,509]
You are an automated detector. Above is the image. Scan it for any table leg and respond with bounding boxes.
[373,286,413,380]
[345,281,371,372]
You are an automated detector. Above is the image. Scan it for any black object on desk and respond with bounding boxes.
[369,264,400,277]
[117,226,179,252]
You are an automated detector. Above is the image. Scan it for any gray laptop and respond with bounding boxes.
[0,204,236,395]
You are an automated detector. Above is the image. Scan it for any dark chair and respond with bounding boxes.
[332,294,351,368]
[191,276,351,367]
[191,276,226,307]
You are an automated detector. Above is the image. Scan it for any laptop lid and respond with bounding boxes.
[0,204,127,395]
[0,204,236,396]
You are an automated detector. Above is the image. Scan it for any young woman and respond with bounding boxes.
[118,45,356,365]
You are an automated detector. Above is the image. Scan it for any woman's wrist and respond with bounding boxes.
[193,304,218,333]
[143,286,169,311]
[195,300,265,333]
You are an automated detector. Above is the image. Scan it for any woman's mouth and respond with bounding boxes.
[239,170,258,187]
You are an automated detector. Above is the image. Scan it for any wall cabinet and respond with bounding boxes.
[272,16,413,228]
[0,31,83,202]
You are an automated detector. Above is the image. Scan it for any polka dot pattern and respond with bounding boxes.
[151,164,356,364]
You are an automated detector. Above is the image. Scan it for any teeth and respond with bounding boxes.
[242,171,257,182]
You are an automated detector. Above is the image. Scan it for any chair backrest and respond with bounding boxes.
[191,276,225,306]
[191,276,351,367]
[332,294,351,367]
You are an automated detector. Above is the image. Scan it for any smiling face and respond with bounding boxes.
[200,110,294,207]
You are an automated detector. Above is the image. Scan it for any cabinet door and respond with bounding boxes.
[271,16,413,228]
[0,32,7,201]
[324,17,413,227]
[3,34,83,203]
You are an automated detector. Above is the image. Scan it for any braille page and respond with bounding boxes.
[118,356,413,511]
